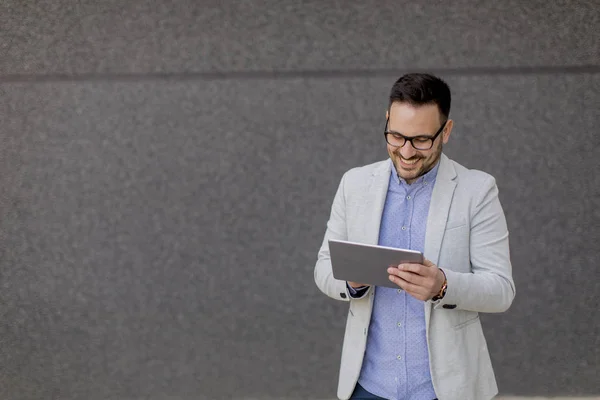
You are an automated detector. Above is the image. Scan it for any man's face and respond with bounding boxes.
[386,102,453,184]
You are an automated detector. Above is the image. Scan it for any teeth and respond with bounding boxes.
[401,158,418,165]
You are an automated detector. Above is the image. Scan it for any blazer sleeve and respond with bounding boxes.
[433,176,516,313]
[314,172,371,301]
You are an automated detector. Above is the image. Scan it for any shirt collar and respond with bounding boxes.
[389,158,441,186]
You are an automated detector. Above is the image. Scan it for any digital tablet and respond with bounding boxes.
[329,239,424,289]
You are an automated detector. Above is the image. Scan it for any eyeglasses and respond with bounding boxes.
[384,118,447,150]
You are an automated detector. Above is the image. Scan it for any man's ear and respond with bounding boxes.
[442,119,454,144]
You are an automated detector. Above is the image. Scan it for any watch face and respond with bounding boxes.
[433,284,447,302]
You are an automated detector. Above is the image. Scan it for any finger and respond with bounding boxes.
[398,263,428,276]
[389,266,429,281]
[422,258,436,268]
[402,268,442,290]
[391,270,439,296]
[389,275,430,297]
[394,270,427,287]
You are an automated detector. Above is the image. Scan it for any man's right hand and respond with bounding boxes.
[347,281,369,289]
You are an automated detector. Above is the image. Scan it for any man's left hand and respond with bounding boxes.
[387,259,445,301]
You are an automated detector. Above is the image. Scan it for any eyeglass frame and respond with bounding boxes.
[384,117,448,150]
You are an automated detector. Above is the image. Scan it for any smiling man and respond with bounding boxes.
[314,73,515,400]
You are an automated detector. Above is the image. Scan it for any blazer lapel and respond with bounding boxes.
[424,154,457,265]
[424,154,457,329]
[361,161,392,245]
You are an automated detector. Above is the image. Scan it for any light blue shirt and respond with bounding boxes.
[354,160,439,400]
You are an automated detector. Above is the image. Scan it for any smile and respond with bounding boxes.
[400,157,419,165]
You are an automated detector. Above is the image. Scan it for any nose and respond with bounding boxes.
[399,141,417,159]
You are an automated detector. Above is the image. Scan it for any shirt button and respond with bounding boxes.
[397,322,402,327]
[401,226,407,230]
[406,195,411,200]
[397,355,402,360]
[397,289,402,294]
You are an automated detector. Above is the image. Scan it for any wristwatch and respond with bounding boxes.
[431,269,447,301]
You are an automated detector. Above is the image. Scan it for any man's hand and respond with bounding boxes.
[347,281,369,289]
[387,259,445,301]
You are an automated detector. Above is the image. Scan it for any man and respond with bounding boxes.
[314,73,515,400]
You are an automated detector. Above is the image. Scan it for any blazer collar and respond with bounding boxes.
[363,154,457,247]
[424,153,458,264]
[360,161,392,245]
[424,153,458,329]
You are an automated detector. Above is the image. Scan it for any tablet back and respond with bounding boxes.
[329,239,424,289]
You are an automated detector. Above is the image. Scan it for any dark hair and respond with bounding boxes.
[389,73,451,121]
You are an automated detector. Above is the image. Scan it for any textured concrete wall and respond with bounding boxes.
[1,1,598,399]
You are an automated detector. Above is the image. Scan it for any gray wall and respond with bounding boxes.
[1,1,598,399]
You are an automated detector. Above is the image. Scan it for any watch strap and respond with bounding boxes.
[432,268,447,301]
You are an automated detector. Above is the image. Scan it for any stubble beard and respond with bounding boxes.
[392,142,443,184]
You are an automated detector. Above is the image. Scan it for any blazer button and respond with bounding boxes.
[340,293,347,299]
[442,304,456,309]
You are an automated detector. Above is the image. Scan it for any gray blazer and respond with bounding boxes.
[314,154,516,400]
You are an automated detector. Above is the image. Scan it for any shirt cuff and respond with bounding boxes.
[346,282,369,299]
